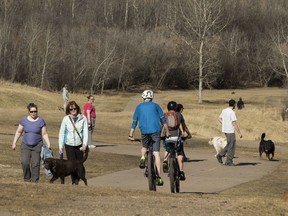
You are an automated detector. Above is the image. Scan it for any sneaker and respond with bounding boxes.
[225,162,236,166]
[216,154,223,164]
[162,161,168,173]
[139,157,145,169]
[156,177,164,186]
[179,171,186,181]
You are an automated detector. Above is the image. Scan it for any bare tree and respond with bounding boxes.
[220,27,250,87]
[90,39,117,95]
[167,0,228,103]
[40,25,57,89]
[23,18,42,84]
[0,0,15,78]
[270,21,288,83]
[117,46,127,91]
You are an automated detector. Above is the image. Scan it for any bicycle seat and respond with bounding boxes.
[165,136,179,142]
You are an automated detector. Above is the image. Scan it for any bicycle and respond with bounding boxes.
[132,138,159,191]
[163,136,188,193]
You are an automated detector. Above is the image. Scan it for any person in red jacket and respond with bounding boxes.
[83,95,96,148]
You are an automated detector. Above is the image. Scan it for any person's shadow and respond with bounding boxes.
[185,159,206,163]
[236,162,259,166]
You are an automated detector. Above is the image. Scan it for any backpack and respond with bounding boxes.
[165,111,179,131]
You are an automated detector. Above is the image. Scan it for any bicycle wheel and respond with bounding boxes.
[175,160,180,193]
[147,151,156,191]
[169,157,176,193]
[169,157,180,193]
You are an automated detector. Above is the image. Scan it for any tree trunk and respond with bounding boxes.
[198,39,204,104]
[41,27,53,89]
[117,48,127,91]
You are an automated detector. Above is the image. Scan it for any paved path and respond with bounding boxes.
[1,134,281,194]
[88,141,280,194]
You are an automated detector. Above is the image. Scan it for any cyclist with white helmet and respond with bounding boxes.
[128,90,170,186]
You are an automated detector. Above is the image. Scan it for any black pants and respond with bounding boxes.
[64,144,88,184]
[65,144,83,161]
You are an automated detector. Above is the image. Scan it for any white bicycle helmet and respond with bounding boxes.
[141,90,154,100]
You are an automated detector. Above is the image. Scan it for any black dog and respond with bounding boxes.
[259,133,275,161]
[44,158,87,186]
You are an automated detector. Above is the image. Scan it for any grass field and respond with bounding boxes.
[0,80,288,215]
[1,80,287,143]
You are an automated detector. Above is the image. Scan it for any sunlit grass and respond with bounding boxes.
[0,80,287,144]
[0,80,288,215]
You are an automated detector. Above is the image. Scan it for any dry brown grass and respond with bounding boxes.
[0,80,288,215]
[1,80,287,144]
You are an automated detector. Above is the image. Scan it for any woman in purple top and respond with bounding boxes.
[12,103,51,182]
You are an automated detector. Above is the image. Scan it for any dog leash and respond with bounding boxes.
[68,115,83,144]
[68,116,89,159]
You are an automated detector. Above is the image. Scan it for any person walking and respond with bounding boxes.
[237,97,245,110]
[62,84,69,111]
[12,103,51,182]
[59,101,88,184]
[83,95,96,148]
[217,99,243,166]
[128,90,170,186]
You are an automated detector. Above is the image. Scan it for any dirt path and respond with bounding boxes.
[88,141,280,193]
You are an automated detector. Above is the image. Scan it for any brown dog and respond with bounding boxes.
[44,158,87,186]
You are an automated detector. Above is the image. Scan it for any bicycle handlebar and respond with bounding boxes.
[134,138,142,142]
[128,137,142,142]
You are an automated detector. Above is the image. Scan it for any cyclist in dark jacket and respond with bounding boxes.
[162,101,188,181]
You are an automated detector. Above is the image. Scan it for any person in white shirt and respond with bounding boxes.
[217,99,242,166]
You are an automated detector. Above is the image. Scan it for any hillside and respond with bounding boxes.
[0,80,287,144]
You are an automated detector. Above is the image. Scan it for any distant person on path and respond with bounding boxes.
[217,99,243,166]
[83,95,96,148]
[12,103,51,182]
[176,103,192,162]
[62,84,69,110]
[128,90,170,186]
[59,101,89,184]
[237,97,244,110]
